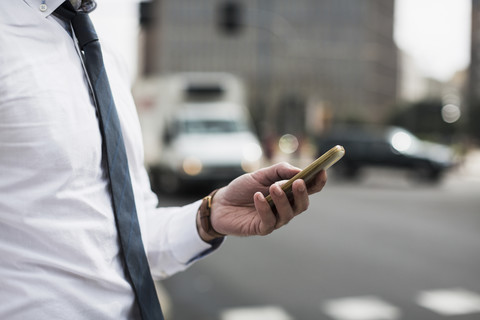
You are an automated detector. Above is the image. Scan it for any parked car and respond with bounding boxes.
[139,73,264,193]
[316,125,457,182]
[153,102,263,192]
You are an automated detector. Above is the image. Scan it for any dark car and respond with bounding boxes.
[316,125,457,182]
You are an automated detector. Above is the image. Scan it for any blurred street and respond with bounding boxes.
[157,151,480,320]
[98,1,478,318]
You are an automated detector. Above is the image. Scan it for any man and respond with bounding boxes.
[0,1,328,319]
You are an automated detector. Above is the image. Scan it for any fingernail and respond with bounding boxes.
[274,186,283,196]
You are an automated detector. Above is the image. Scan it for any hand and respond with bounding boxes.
[198,162,327,241]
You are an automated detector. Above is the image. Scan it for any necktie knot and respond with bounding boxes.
[54,1,98,50]
[54,1,76,20]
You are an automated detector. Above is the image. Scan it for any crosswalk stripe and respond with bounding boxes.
[415,288,480,316]
[220,305,293,320]
[320,296,401,320]
[216,288,480,320]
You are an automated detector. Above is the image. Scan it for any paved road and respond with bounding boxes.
[157,160,480,320]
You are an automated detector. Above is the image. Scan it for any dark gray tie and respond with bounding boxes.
[54,2,164,319]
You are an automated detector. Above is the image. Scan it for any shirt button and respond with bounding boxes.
[39,3,48,12]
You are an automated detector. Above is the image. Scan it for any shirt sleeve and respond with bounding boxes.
[139,169,224,280]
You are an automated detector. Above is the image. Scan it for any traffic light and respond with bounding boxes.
[217,1,243,35]
[139,1,154,28]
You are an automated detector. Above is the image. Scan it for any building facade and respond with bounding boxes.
[139,0,398,135]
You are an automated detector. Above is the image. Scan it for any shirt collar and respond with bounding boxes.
[23,0,65,18]
[22,0,97,18]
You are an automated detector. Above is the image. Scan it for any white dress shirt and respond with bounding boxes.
[0,1,216,319]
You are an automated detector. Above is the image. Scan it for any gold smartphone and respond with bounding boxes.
[265,145,345,211]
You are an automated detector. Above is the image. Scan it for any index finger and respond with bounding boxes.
[251,162,302,186]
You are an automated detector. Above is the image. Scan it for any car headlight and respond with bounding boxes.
[241,143,263,172]
[391,131,413,152]
[242,143,263,162]
[182,157,203,176]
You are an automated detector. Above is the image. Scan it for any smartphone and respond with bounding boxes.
[265,145,345,211]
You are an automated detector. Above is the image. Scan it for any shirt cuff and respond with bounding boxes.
[167,200,224,265]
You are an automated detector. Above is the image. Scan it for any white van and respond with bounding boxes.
[135,73,264,192]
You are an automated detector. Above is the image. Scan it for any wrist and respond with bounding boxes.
[196,189,225,243]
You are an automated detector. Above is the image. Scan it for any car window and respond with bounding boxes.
[179,120,248,134]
